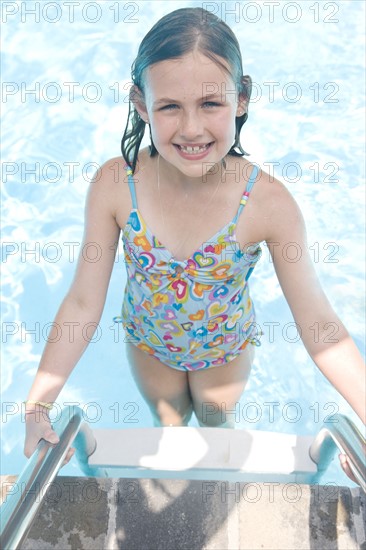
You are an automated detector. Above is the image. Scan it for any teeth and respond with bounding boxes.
[179,144,209,153]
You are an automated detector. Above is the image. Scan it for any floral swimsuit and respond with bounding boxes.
[114,163,262,371]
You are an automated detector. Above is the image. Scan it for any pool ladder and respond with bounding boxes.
[0,406,365,550]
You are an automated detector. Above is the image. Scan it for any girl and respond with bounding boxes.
[24,8,364,481]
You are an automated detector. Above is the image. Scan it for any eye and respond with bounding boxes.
[203,101,222,108]
[159,104,178,111]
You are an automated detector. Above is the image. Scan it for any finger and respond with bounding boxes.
[339,454,352,472]
[24,426,60,458]
[24,446,33,459]
[61,447,75,467]
[66,447,75,460]
[339,453,350,472]
[24,436,42,458]
[339,454,358,484]
[43,429,59,445]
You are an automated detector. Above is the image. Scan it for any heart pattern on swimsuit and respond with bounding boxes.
[208,301,228,317]
[166,343,183,353]
[119,164,262,371]
[192,282,213,298]
[192,252,216,268]
[189,310,204,321]
[171,279,187,300]
[163,308,177,320]
[181,322,193,331]
[134,235,151,251]
[146,330,165,347]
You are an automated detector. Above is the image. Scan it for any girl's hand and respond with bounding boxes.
[339,453,360,485]
[24,412,75,467]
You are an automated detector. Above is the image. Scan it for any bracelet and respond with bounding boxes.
[23,400,53,410]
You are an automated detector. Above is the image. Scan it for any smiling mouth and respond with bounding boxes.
[175,143,213,154]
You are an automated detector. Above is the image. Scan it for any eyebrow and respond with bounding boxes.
[153,98,178,106]
[202,93,224,100]
[153,93,224,106]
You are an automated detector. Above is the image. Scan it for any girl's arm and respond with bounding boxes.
[24,160,121,458]
[263,178,365,425]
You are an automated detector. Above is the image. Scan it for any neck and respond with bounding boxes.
[157,154,226,192]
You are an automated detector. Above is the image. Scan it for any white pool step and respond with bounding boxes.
[86,427,318,482]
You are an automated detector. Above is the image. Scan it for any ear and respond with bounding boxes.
[236,75,252,117]
[236,99,248,118]
[130,85,149,123]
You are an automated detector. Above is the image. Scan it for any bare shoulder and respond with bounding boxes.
[93,148,153,228]
[251,165,305,243]
[93,155,129,193]
[90,155,134,227]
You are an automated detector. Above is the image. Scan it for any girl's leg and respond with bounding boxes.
[126,344,193,426]
[187,346,254,428]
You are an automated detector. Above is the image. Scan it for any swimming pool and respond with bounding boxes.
[1,0,365,487]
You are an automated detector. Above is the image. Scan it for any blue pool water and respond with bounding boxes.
[1,1,365,487]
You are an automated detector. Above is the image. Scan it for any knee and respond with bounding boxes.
[193,401,236,428]
[151,399,193,427]
[197,416,235,428]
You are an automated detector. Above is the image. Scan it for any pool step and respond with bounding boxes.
[1,475,365,549]
[84,426,318,483]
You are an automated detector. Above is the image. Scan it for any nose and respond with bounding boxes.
[179,109,204,140]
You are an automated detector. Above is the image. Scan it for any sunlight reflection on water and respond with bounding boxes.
[1,1,364,484]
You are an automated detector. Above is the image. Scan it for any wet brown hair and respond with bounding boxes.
[121,7,252,173]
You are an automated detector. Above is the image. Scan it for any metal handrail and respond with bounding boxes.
[1,410,364,549]
[0,406,96,550]
[309,413,366,492]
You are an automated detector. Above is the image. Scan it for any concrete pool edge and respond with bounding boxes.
[1,475,365,549]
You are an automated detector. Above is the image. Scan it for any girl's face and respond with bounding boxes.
[134,51,246,179]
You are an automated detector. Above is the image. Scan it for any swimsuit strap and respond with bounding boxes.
[124,162,259,220]
[232,164,259,225]
[124,164,138,209]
